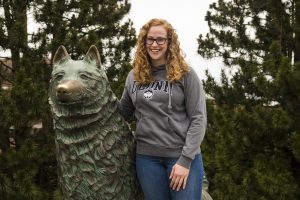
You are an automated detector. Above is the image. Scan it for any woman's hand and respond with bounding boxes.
[169,164,190,191]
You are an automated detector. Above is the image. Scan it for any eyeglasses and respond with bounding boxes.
[145,37,168,45]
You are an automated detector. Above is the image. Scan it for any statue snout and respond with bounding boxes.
[56,80,83,103]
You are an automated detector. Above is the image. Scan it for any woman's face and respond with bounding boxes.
[145,25,168,67]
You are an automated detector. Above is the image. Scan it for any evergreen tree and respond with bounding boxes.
[0,0,136,199]
[199,0,300,199]
[0,1,58,199]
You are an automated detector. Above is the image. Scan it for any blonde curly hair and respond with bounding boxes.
[133,18,189,84]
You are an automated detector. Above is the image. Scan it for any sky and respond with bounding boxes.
[128,0,223,81]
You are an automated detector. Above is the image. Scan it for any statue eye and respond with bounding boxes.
[80,74,89,80]
[54,74,64,81]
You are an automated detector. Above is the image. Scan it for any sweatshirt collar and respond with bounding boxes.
[151,64,166,73]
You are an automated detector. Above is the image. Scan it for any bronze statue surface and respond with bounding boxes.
[49,45,142,200]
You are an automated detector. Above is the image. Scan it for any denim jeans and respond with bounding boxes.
[136,154,204,200]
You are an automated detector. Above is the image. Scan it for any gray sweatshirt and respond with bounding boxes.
[118,65,207,169]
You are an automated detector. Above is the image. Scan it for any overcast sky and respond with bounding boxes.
[129,0,223,81]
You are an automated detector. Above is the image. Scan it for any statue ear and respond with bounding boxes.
[53,45,71,65]
[84,45,101,68]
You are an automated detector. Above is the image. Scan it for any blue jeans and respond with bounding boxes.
[136,154,204,200]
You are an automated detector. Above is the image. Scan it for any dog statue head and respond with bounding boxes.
[49,45,116,119]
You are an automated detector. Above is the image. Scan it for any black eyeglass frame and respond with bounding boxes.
[145,37,169,45]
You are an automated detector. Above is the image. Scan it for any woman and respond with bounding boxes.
[118,18,207,200]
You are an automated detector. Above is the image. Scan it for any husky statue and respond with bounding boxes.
[49,45,142,200]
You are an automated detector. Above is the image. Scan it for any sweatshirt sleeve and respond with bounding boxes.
[117,72,135,122]
[176,68,207,169]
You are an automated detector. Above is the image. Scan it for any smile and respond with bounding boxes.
[150,49,161,52]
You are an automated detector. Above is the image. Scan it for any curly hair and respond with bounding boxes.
[133,18,189,84]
